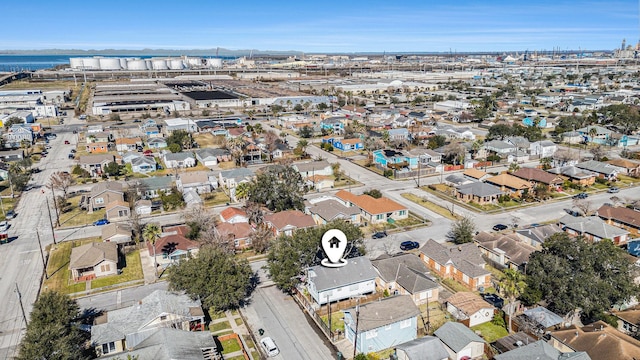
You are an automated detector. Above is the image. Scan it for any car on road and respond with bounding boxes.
[260,337,279,357]
[400,241,420,251]
[482,293,504,308]
[70,149,77,153]
[372,231,387,239]
[564,208,581,217]
[68,153,75,159]
[0,221,9,232]
[64,140,70,144]
[6,210,15,220]
[492,224,508,231]
[93,219,110,226]
[608,187,620,193]
[573,192,588,199]
[79,115,87,120]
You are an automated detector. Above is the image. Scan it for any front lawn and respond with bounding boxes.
[401,193,460,220]
[43,239,98,294]
[58,195,106,227]
[210,320,231,333]
[90,250,143,289]
[471,321,509,343]
[320,311,345,333]
[220,338,242,354]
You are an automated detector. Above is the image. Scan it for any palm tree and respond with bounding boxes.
[500,269,527,332]
[297,139,309,157]
[588,126,598,142]
[234,182,250,202]
[143,223,161,278]
[508,162,520,173]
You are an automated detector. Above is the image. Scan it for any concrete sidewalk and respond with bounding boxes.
[139,248,158,284]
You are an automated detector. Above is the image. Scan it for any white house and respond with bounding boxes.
[529,140,557,158]
[163,152,196,169]
[434,322,486,360]
[306,256,377,305]
[446,292,495,327]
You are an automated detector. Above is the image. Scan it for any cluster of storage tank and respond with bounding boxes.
[69,56,223,70]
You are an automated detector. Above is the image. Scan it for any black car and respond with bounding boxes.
[573,192,588,199]
[482,293,504,308]
[492,224,508,231]
[372,231,387,239]
[400,241,420,251]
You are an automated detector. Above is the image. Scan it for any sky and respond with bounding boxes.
[3,0,639,53]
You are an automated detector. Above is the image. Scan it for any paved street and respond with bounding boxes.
[242,261,335,360]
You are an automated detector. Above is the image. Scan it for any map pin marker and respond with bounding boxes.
[321,229,348,268]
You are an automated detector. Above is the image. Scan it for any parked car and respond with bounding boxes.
[0,221,9,232]
[260,337,279,357]
[6,210,16,220]
[64,140,70,144]
[372,231,387,239]
[68,153,74,159]
[492,224,508,231]
[70,149,77,153]
[93,219,109,226]
[400,241,420,251]
[573,192,588,199]
[482,293,504,309]
[564,208,581,217]
[79,115,87,120]
[608,187,620,193]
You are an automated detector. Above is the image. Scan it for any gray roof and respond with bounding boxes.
[494,340,591,360]
[506,136,530,148]
[308,256,377,292]
[491,332,537,353]
[484,140,516,150]
[395,336,449,360]
[91,181,124,197]
[69,242,118,269]
[575,160,619,176]
[456,182,503,197]
[131,156,156,167]
[420,239,489,278]
[307,199,360,222]
[101,328,217,360]
[371,254,438,294]
[147,137,166,144]
[523,307,564,328]
[195,147,229,160]
[91,290,202,345]
[445,174,473,186]
[164,151,194,161]
[343,295,420,332]
[548,166,596,179]
[434,321,485,352]
[558,215,629,239]
[79,154,115,165]
[474,232,536,267]
[396,264,439,294]
[132,176,175,191]
[219,167,255,182]
[516,224,562,245]
[294,160,332,173]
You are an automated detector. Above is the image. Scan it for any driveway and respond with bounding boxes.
[242,261,335,360]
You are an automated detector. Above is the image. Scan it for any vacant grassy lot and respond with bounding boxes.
[59,195,106,227]
[194,133,226,147]
[471,321,509,343]
[202,190,231,207]
[401,193,461,220]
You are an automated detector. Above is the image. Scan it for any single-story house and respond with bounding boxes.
[105,200,131,221]
[148,231,200,268]
[596,204,640,235]
[495,340,591,360]
[147,137,167,149]
[115,137,142,152]
[306,256,377,305]
[335,190,408,225]
[511,167,564,190]
[306,198,361,225]
[549,321,637,360]
[446,291,495,327]
[90,182,125,211]
[176,171,215,194]
[134,199,152,216]
[607,158,640,177]
[219,207,249,224]
[194,148,231,168]
[434,321,486,360]
[371,253,439,305]
[163,152,196,169]
[79,154,116,178]
[575,160,619,180]
[69,242,119,281]
[343,295,420,354]
[130,155,157,174]
[215,222,253,250]
[264,210,316,237]
[516,224,562,249]
[131,176,174,199]
[474,231,536,271]
[558,215,630,245]
[294,160,334,178]
[395,336,449,360]
[462,168,489,182]
[420,239,491,291]
[485,173,533,198]
[101,223,133,244]
[455,182,503,205]
[547,166,596,186]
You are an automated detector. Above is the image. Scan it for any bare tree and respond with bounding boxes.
[249,224,274,254]
[573,199,594,216]
[128,209,144,243]
[244,202,265,225]
[48,171,74,201]
[199,227,235,254]
[589,145,607,161]
[443,142,466,165]
[553,149,579,167]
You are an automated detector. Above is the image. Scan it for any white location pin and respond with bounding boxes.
[321,229,348,268]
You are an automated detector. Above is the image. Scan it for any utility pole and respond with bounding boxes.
[46,197,57,244]
[15,283,27,326]
[352,298,360,359]
[327,295,332,341]
[36,230,48,279]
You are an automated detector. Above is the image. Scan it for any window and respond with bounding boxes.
[160,315,167,321]
[100,264,110,272]
[434,263,440,271]
[462,274,469,283]
[102,342,116,354]
[398,210,406,216]
[365,329,378,339]
[95,197,104,204]
[376,214,384,220]
[400,319,412,329]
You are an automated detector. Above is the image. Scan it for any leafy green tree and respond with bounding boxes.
[168,246,254,311]
[427,135,446,150]
[363,189,382,199]
[103,161,121,177]
[247,165,306,211]
[3,116,23,128]
[487,124,514,140]
[508,162,520,173]
[17,291,91,360]
[268,220,365,293]
[525,233,638,319]
[166,130,192,151]
[299,126,314,138]
[167,143,182,153]
[446,216,476,244]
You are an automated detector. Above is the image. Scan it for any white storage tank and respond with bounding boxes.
[127,59,148,70]
[119,58,129,69]
[207,58,223,68]
[185,57,203,68]
[168,59,184,70]
[83,58,101,70]
[99,58,122,70]
[69,57,85,69]
[145,59,153,70]
[151,59,168,70]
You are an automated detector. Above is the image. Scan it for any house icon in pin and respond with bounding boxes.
[328,237,341,248]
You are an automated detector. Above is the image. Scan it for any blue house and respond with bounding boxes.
[344,295,420,354]
[320,117,345,134]
[628,239,640,257]
[373,149,418,170]
[522,117,547,128]
[334,138,364,151]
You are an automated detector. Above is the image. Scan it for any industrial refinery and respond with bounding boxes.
[68,56,223,71]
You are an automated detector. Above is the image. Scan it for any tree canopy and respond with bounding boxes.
[267,220,365,293]
[166,130,192,151]
[246,165,306,211]
[524,233,638,319]
[446,216,476,244]
[17,291,91,360]
[168,246,254,311]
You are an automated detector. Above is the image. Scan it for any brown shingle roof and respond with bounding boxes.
[219,207,248,222]
[474,231,536,266]
[148,233,199,254]
[550,321,640,360]
[70,242,118,269]
[265,210,315,230]
[596,204,640,228]
[463,168,487,180]
[486,173,532,190]
[511,167,564,185]
[215,222,252,240]
[447,292,493,316]
[608,158,640,169]
[335,190,407,215]
[105,200,130,212]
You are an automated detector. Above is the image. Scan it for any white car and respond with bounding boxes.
[260,337,279,357]
[0,221,8,232]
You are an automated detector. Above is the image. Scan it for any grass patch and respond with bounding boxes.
[419,302,450,333]
[231,309,239,315]
[242,334,256,350]
[58,195,106,227]
[471,321,509,343]
[466,201,501,211]
[442,278,471,293]
[251,351,260,360]
[235,317,243,326]
[210,320,231,333]
[210,311,226,320]
[320,311,345,333]
[193,133,226,147]
[401,193,461,220]
[90,250,143,289]
[43,239,97,294]
[225,356,245,360]
[202,190,231,207]
[485,264,505,282]
[373,348,396,360]
[220,338,242,354]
